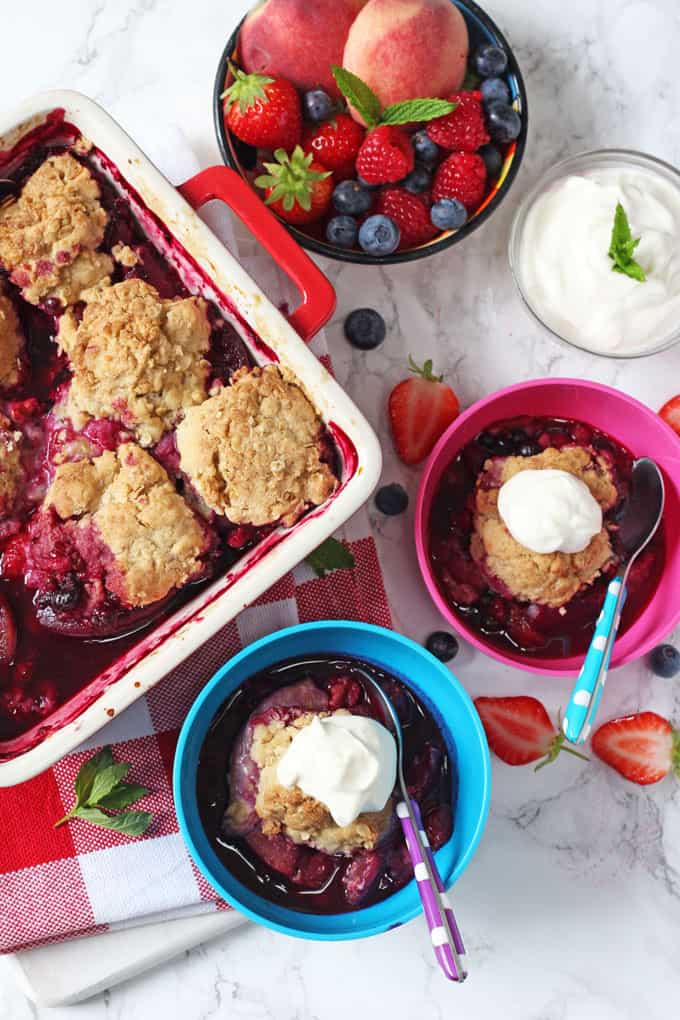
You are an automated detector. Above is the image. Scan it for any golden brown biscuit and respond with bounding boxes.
[0,414,23,515]
[0,285,22,389]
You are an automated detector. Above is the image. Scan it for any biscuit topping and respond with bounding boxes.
[0,414,23,515]
[471,446,617,608]
[0,285,22,389]
[45,443,208,607]
[176,365,337,527]
[58,279,211,447]
[0,153,113,305]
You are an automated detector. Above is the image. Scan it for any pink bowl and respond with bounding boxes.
[415,378,680,676]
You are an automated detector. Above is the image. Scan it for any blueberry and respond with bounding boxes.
[650,644,680,678]
[430,198,467,231]
[358,214,400,256]
[35,574,82,612]
[474,43,508,78]
[344,308,386,350]
[485,102,522,143]
[402,163,431,194]
[375,483,409,516]
[478,143,503,179]
[426,631,459,663]
[478,431,497,449]
[303,89,334,122]
[518,442,541,457]
[412,130,440,166]
[332,180,373,216]
[480,77,510,106]
[510,428,528,443]
[326,215,358,249]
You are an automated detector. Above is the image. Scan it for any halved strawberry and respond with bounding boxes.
[221,64,301,151]
[474,696,589,770]
[592,712,680,785]
[388,357,460,465]
[659,395,680,437]
[254,147,333,225]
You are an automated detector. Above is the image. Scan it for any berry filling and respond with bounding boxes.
[197,656,454,914]
[428,416,665,658]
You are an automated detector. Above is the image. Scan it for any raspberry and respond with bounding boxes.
[427,91,490,152]
[355,126,414,186]
[432,152,487,212]
[376,188,438,249]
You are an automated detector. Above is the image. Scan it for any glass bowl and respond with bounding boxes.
[508,148,680,358]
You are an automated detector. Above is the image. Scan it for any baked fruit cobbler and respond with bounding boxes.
[428,416,664,657]
[0,132,339,741]
[197,656,454,913]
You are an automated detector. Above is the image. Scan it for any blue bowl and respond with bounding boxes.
[173,621,491,941]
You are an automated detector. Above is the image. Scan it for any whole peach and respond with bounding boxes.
[239,0,369,98]
[343,0,469,122]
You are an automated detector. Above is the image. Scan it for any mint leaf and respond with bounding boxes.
[608,201,646,282]
[380,98,456,125]
[88,762,131,805]
[74,746,114,808]
[332,67,382,128]
[73,807,153,837]
[305,537,355,578]
[96,784,150,811]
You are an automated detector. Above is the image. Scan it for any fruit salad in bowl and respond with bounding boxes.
[174,620,490,939]
[213,0,527,264]
[415,379,680,676]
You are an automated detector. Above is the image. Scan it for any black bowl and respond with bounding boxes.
[213,0,528,266]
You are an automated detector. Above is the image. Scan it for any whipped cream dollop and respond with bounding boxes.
[497,469,602,554]
[276,714,397,828]
[518,167,680,354]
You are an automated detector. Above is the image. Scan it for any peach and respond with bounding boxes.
[239,0,369,98]
[343,0,469,121]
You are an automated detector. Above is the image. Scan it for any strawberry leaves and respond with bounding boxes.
[332,66,455,130]
[55,746,152,837]
[255,146,331,213]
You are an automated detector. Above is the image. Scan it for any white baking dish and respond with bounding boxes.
[0,90,382,786]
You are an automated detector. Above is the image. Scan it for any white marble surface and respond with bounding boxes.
[2,0,680,1016]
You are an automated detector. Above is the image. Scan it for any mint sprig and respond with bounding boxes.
[608,202,646,282]
[305,537,355,578]
[55,746,152,837]
[332,66,455,130]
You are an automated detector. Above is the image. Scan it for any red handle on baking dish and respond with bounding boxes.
[178,166,336,343]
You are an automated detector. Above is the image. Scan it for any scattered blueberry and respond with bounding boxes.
[430,198,467,231]
[478,143,503,179]
[412,130,440,166]
[650,644,680,678]
[358,214,400,256]
[426,631,459,663]
[474,43,508,78]
[332,179,373,216]
[485,102,522,143]
[344,307,386,350]
[518,442,542,457]
[480,77,510,106]
[326,215,358,249]
[303,89,334,122]
[375,483,409,516]
[402,163,431,194]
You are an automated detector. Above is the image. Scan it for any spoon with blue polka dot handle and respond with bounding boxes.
[563,458,665,745]
[353,666,467,983]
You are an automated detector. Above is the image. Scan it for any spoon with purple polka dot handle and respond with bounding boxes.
[353,666,467,982]
[564,458,664,745]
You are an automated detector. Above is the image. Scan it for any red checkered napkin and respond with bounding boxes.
[0,244,391,954]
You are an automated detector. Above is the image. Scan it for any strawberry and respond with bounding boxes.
[592,712,680,785]
[432,152,487,212]
[254,147,333,225]
[376,188,438,250]
[388,357,460,465]
[355,126,414,186]
[426,91,490,152]
[302,114,365,179]
[659,395,680,437]
[221,64,301,151]
[475,696,589,770]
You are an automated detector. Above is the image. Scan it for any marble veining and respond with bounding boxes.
[1,0,680,1017]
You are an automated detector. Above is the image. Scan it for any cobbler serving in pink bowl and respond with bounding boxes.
[415,378,680,676]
